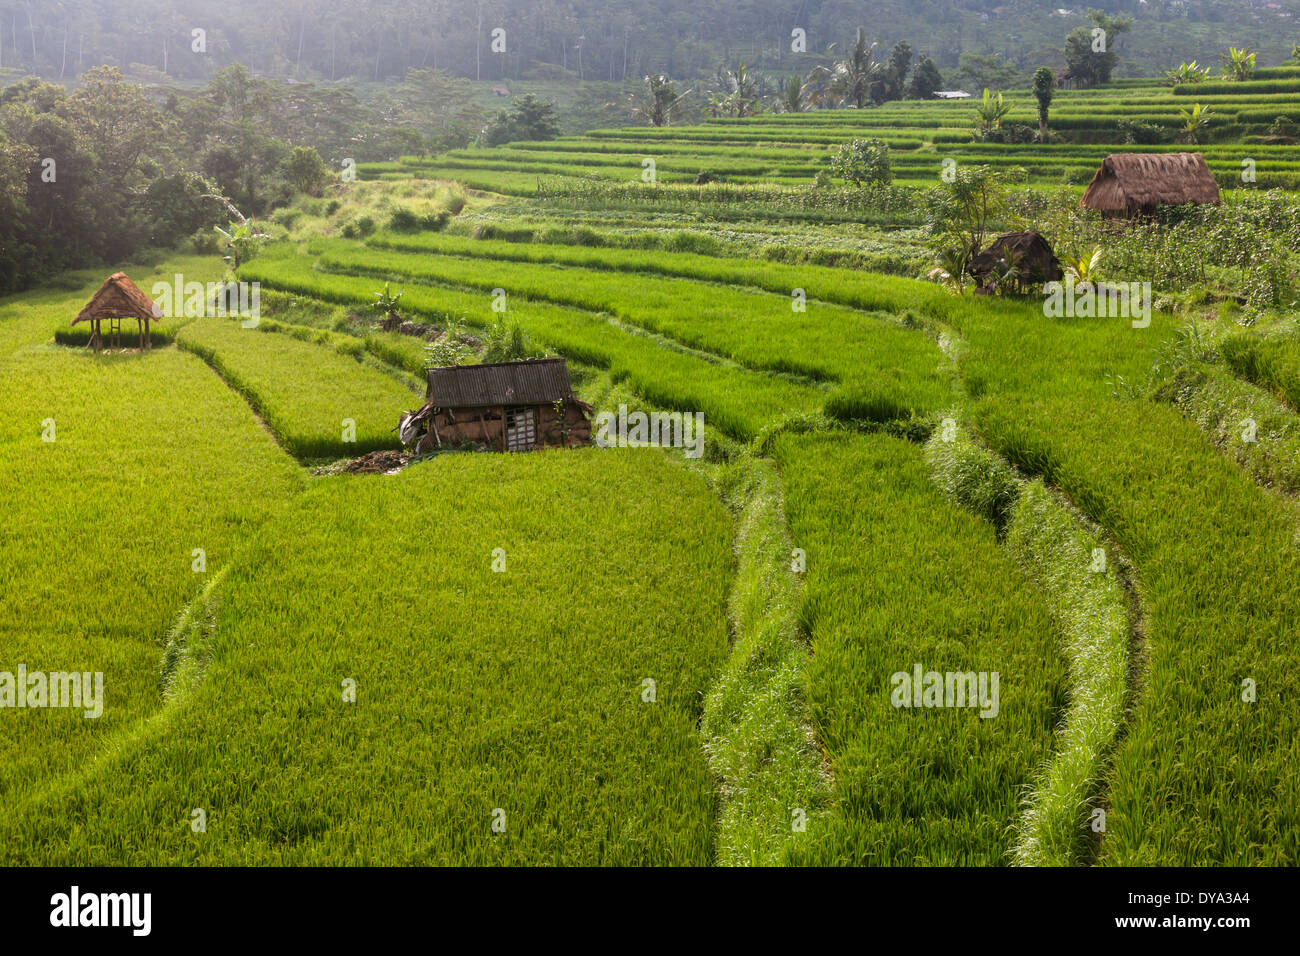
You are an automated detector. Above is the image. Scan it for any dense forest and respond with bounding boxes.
[0,0,1297,84]
[0,64,494,290]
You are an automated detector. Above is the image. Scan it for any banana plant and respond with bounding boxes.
[1164,61,1210,86]
[213,219,269,270]
[1219,47,1257,82]
[974,88,1011,132]
[1178,102,1215,144]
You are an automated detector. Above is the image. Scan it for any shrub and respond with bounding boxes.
[341,216,376,239]
[829,139,892,186]
[1118,119,1168,145]
[389,208,451,232]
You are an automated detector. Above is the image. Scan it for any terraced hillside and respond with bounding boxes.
[6,80,1300,868]
[362,72,1300,193]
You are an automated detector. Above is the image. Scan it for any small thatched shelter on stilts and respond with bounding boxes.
[72,273,160,352]
[1080,153,1222,218]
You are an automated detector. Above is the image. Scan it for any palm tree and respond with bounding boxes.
[709,61,763,118]
[1219,47,1256,82]
[631,74,690,127]
[806,28,882,108]
[777,74,807,113]
[975,88,1012,132]
[1178,102,1215,144]
[1063,247,1103,283]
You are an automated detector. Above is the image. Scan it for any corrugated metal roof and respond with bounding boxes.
[427,358,575,408]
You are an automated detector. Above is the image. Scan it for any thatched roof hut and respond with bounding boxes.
[1080,153,1221,217]
[72,272,160,352]
[969,230,1064,293]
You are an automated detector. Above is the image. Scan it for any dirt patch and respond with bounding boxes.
[340,450,410,474]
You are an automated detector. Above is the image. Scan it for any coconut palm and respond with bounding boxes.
[708,61,763,118]
[805,28,882,109]
[776,74,808,113]
[1062,247,1103,283]
[631,74,690,127]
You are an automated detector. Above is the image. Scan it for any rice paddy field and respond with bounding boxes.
[360,73,1300,193]
[5,70,1300,871]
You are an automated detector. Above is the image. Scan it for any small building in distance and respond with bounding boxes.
[969,230,1065,294]
[1081,152,1222,217]
[933,90,971,99]
[399,358,593,454]
[72,272,161,352]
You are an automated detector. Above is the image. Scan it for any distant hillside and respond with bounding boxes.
[0,0,1297,86]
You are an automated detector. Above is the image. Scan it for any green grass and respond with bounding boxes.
[175,316,421,458]
[239,254,828,441]
[307,240,952,421]
[1221,328,1300,411]
[943,294,1300,864]
[772,431,1067,865]
[0,282,303,814]
[926,423,1130,866]
[702,454,831,865]
[2,449,733,865]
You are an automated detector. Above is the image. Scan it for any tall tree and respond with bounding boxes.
[807,28,881,109]
[1033,66,1055,141]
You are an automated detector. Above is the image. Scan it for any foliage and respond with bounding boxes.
[908,56,944,100]
[707,62,764,118]
[925,164,1021,257]
[1165,61,1211,86]
[482,313,542,363]
[974,88,1012,133]
[806,29,882,108]
[423,313,474,368]
[283,146,334,197]
[829,139,892,186]
[630,74,690,127]
[957,53,1020,92]
[1118,119,1168,145]
[1177,102,1215,144]
[483,94,563,147]
[1032,67,1055,141]
[1219,47,1258,82]
[1063,10,1132,87]
[369,281,404,319]
[214,218,270,270]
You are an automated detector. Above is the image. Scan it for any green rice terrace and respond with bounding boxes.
[4,69,1300,869]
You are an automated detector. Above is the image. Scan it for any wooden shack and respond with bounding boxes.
[399,358,593,454]
[969,230,1064,294]
[1080,152,1221,218]
[72,272,160,352]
